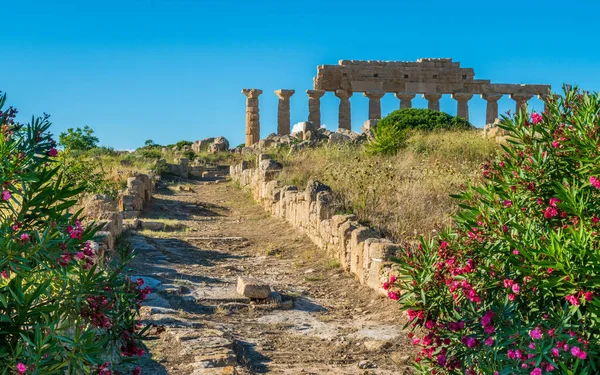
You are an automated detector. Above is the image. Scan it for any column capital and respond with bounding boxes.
[274,89,295,100]
[395,92,416,100]
[510,93,534,101]
[363,90,386,99]
[306,89,326,99]
[423,93,442,101]
[451,93,473,101]
[242,88,263,98]
[335,89,353,100]
[481,93,503,102]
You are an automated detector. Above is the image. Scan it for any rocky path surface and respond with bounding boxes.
[129,176,413,375]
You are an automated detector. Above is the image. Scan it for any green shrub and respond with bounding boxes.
[369,109,473,155]
[59,151,121,200]
[0,93,147,374]
[388,86,600,374]
[136,147,162,159]
[58,125,99,151]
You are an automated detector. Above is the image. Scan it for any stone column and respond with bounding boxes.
[242,89,262,146]
[510,93,533,114]
[395,92,416,109]
[364,90,386,120]
[538,94,548,113]
[274,89,295,136]
[335,89,353,130]
[451,93,473,121]
[307,89,326,128]
[481,93,503,124]
[423,93,442,111]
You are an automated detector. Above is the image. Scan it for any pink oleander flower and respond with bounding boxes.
[552,140,560,148]
[511,283,521,294]
[389,275,397,283]
[503,200,512,208]
[485,337,494,346]
[551,348,559,357]
[508,294,516,301]
[549,197,561,207]
[1,270,7,279]
[20,233,29,241]
[503,279,514,288]
[382,282,390,290]
[529,327,542,340]
[387,291,399,301]
[499,161,505,168]
[571,346,587,359]
[531,368,542,375]
[2,190,10,201]
[590,176,600,189]
[47,148,58,157]
[531,112,543,124]
[544,206,558,219]
[512,249,520,255]
[546,364,555,372]
[585,291,594,302]
[16,363,27,374]
[547,268,553,274]
[132,367,142,375]
[566,294,579,305]
[75,252,85,260]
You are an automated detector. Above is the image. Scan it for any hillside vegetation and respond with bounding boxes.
[273,130,499,242]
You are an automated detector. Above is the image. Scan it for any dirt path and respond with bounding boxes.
[128,176,413,375]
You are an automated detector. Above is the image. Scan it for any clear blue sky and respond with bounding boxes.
[3,0,600,149]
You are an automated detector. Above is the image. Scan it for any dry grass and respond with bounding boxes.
[273,130,500,242]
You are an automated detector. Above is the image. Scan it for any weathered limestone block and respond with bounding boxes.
[364,240,400,293]
[350,226,380,281]
[305,180,331,202]
[95,231,114,251]
[338,220,359,271]
[236,277,271,299]
[208,137,230,154]
[319,219,333,253]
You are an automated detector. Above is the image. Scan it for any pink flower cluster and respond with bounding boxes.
[80,295,112,329]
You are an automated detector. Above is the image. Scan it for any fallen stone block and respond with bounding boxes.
[141,221,166,231]
[236,277,271,299]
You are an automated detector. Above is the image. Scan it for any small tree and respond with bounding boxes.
[368,109,473,155]
[144,139,155,147]
[59,125,99,151]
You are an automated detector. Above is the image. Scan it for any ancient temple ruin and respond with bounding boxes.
[242,58,550,146]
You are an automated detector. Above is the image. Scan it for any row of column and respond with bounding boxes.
[242,89,541,146]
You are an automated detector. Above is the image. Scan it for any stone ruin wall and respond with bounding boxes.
[242,58,551,146]
[230,156,397,295]
[81,173,156,253]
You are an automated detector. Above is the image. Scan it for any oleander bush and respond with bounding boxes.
[388,86,600,374]
[0,93,147,374]
[369,108,473,155]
